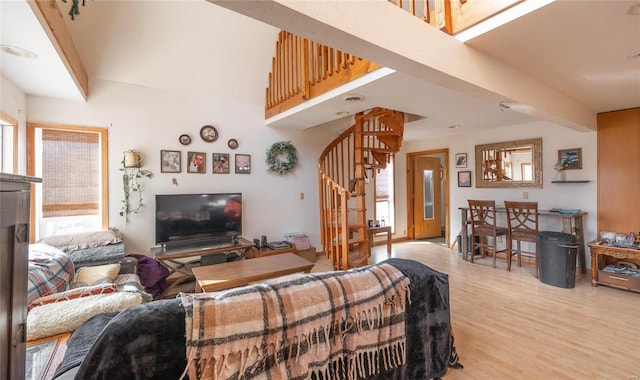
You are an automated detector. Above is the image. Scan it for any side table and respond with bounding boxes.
[366,226,392,255]
[588,240,640,292]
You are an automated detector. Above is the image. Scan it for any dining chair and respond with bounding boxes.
[505,201,540,276]
[467,200,509,268]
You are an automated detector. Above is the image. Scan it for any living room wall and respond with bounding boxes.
[398,121,598,266]
[24,78,336,254]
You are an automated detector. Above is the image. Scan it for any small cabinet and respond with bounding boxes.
[588,240,640,293]
[1,174,41,380]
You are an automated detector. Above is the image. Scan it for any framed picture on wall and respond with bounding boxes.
[187,151,206,173]
[160,150,181,173]
[458,171,472,187]
[455,153,467,168]
[212,153,230,174]
[235,154,251,174]
[558,148,582,170]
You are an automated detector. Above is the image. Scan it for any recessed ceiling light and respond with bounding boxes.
[627,3,640,15]
[344,94,365,102]
[1,45,37,59]
[335,111,350,116]
[448,125,460,129]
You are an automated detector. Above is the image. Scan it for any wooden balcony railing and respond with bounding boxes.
[265,1,520,119]
[265,31,381,119]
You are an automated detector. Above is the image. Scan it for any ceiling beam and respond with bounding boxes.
[28,0,88,100]
[208,0,596,132]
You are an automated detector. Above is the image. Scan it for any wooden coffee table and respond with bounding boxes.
[192,253,315,293]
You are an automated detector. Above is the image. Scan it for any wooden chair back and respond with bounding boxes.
[468,199,500,237]
[505,201,539,242]
[467,199,508,268]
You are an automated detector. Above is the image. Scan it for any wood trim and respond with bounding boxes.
[42,203,99,212]
[0,111,19,174]
[29,0,88,99]
[448,0,522,35]
[26,122,109,241]
[406,149,450,247]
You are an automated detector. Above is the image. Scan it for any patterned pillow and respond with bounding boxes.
[28,283,117,310]
[73,263,120,288]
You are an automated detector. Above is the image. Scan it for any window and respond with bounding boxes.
[0,112,18,173]
[374,157,394,231]
[28,123,108,240]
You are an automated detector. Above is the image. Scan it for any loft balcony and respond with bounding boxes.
[264,0,523,128]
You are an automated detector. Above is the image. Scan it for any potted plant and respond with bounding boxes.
[553,157,570,181]
[119,153,153,222]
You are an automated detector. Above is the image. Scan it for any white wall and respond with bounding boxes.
[1,76,27,175]
[27,78,335,254]
[400,120,598,265]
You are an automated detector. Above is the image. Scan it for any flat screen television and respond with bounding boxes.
[155,193,242,248]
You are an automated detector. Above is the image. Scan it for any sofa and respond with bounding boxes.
[27,230,152,342]
[53,258,462,379]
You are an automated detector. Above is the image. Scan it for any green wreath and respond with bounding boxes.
[266,141,298,175]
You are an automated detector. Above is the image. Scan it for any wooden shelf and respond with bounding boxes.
[551,180,590,183]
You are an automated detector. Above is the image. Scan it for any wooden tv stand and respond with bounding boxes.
[151,237,255,296]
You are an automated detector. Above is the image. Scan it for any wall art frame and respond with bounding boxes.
[458,170,472,187]
[558,148,582,170]
[235,154,251,174]
[212,153,230,174]
[186,151,206,173]
[160,150,181,173]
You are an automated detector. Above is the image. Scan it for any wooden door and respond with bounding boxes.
[413,157,442,239]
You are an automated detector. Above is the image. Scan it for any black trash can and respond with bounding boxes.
[537,231,578,288]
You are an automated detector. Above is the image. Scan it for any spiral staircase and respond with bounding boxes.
[318,108,404,269]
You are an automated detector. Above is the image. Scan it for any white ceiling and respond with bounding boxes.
[1,0,639,141]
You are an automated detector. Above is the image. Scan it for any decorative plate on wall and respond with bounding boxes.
[228,139,238,149]
[200,125,218,142]
[179,134,191,145]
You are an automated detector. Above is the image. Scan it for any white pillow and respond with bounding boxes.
[27,292,142,341]
[37,229,123,252]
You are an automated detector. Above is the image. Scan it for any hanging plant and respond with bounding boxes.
[266,141,299,175]
[119,154,153,223]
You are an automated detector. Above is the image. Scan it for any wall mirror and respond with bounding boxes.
[475,137,542,188]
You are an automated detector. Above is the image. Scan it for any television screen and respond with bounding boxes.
[155,193,242,246]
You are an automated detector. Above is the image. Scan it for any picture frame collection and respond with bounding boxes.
[161,150,251,174]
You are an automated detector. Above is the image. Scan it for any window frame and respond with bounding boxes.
[27,122,109,241]
[0,111,19,174]
[373,156,395,233]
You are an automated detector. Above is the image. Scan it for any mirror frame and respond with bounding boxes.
[475,137,543,188]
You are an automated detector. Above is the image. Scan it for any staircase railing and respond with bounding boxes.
[266,31,381,119]
[318,108,404,269]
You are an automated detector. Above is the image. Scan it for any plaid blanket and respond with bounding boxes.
[28,243,75,304]
[180,263,410,380]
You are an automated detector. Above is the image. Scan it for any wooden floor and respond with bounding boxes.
[315,240,640,379]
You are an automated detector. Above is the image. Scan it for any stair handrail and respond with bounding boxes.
[318,108,404,269]
[265,31,380,119]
